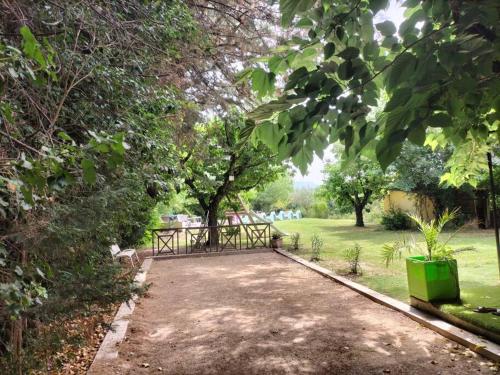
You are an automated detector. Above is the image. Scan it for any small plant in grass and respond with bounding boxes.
[344,243,362,275]
[288,232,300,252]
[310,234,324,262]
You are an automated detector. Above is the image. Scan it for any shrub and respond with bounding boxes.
[344,243,362,275]
[310,234,324,262]
[288,232,300,252]
[271,232,283,240]
[381,209,412,230]
[306,201,329,218]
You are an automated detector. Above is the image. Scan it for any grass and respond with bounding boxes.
[274,218,500,335]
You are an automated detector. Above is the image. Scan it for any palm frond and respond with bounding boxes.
[381,236,417,267]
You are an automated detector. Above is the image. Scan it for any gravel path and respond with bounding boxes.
[90,251,496,374]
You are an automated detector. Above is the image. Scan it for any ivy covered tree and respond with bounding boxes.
[0,1,229,371]
[243,0,499,184]
[322,156,388,227]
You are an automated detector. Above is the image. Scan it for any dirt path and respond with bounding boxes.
[89,252,496,374]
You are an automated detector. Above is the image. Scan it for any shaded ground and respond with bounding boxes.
[90,252,497,374]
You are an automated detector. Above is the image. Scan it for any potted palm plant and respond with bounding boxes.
[271,232,283,249]
[382,210,473,303]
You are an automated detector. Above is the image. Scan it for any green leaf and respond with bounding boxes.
[386,52,417,89]
[369,0,389,13]
[338,60,354,80]
[57,131,73,142]
[280,0,316,26]
[382,36,399,49]
[344,126,354,152]
[338,47,359,60]
[248,97,305,121]
[256,121,282,151]
[407,120,426,145]
[362,89,379,106]
[376,21,397,36]
[235,67,253,83]
[0,103,14,123]
[376,131,405,169]
[81,159,97,184]
[251,68,275,98]
[363,41,380,60]
[296,17,313,28]
[360,13,374,42]
[284,67,309,90]
[336,26,345,41]
[384,87,412,112]
[269,56,287,73]
[426,113,453,128]
[324,42,336,59]
[292,145,314,174]
[20,26,46,68]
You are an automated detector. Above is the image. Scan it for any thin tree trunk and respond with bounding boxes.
[355,206,365,227]
[10,318,23,375]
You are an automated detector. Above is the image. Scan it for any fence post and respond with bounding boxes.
[151,230,154,256]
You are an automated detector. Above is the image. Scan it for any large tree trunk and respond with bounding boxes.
[354,205,365,227]
[207,200,220,247]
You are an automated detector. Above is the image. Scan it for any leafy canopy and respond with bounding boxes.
[245,0,499,181]
[179,110,285,220]
[322,155,388,226]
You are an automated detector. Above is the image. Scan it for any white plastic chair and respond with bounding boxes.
[110,244,139,267]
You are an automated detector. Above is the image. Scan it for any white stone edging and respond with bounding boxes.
[89,258,153,366]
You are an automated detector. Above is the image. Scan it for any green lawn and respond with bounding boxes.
[274,218,500,335]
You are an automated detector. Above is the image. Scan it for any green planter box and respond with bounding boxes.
[406,256,460,302]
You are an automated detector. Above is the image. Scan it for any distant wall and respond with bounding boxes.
[383,190,435,221]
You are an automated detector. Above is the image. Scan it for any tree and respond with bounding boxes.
[184,0,280,109]
[243,0,499,184]
[251,175,294,212]
[390,143,449,194]
[323,157,387,227]
[290,188,315,212]
[180,110,284,236]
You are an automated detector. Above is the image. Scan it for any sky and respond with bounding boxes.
[293,1,406,188]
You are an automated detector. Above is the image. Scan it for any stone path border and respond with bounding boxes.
[90,258,153,365]
[274,248,500,363]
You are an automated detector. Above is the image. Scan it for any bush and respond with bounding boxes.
[344,243,362,275]
[305,201,329,218]
[310,234,324,262]
[381,209,412,230]
[288,232,300,252]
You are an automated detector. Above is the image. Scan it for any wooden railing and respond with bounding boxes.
[151,223,271,256]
